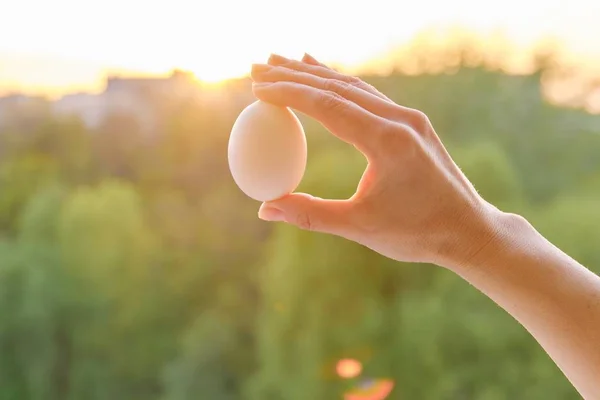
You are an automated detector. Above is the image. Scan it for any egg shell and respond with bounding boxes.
[228,100,307,202]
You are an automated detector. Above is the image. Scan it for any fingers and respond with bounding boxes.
[258,193,355,237]
[301,53,327,68]
[251,63,400,120]
[262,54,434,138]
[269,53,392,102]
[252,81,390,157]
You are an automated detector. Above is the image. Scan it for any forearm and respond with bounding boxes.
[251,54,599,396]
[451,211,600,399]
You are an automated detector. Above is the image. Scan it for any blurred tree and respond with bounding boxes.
[0,154,59,233]
[390,268,579,399]
[533,194,600,272]
[58,180,169,399]
[451,140,525,212]
[0,185,71,400]
[247,149,403,399]
[92,113,146,182]
[0,39,599,400]
[162,312,237,400]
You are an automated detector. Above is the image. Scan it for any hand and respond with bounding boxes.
[252,59,600,397]
[250,53,501,269]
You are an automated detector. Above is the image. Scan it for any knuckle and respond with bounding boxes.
[358,81,376,93]
[324,79,353,97]
[283,66,298,76]
[273,81,299,98]
[413,109,430,124]
[270,81,289,93]
[295,212,313,231]
[287,68,305,82]
[341,74,389,101]
[318,90,348,113]
[346,75,363,86]
[407,109,432,132]
[373,122,416,157]
[271,81,287,90]
[322,78,337,92]
[267,66,286,80]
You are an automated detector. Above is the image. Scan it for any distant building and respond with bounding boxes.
[0,70,255,134]
[105,69,196,96]
[52,93,108,129]
[0,94,49,130]
[50,70,201,131]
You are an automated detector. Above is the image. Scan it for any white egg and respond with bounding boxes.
[228,100,307,202]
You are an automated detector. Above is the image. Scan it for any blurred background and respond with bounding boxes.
[1,0,600,399]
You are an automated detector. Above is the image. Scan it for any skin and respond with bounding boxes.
[250,53,600,399]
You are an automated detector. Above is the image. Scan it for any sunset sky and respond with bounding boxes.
[2,0,600,97]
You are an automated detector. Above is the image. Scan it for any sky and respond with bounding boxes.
[2,0,600,97]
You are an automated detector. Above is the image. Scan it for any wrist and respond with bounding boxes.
[438,203,534,274]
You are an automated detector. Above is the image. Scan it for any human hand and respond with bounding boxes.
[250,53,501,269]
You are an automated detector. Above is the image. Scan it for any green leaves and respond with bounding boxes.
[1,51,597,400]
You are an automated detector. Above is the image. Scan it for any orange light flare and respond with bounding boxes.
[344,379,395,400]
[336,358,363,379]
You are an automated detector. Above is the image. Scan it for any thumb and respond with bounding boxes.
[258,193,353,236]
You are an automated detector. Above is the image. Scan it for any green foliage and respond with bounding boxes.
[533,194,600,272]
[0,154,59,233]
[1,47,598,400]
[162,312,237,400]
[0,185,69,400]
[452,141,525,212]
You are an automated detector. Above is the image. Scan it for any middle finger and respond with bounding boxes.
[251,64,400,121]
[269,54,393,103]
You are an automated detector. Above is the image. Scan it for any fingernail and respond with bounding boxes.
[268,54,289,65]
[302,52,318,64]
[258,205,285,222]
[251,63,272,75]
[252,82,272,89]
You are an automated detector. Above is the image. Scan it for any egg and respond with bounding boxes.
[228,100,307,202]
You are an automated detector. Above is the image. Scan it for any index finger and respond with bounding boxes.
[252,81,388,157]
[269,53,393,103]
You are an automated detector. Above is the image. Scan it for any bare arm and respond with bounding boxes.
[250,52,600,399]
[449,210,600,399]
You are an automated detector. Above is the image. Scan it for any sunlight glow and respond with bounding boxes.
[1,0,600,95]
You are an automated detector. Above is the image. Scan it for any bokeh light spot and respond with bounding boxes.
[336,358,363,379]
[344,378,395,400]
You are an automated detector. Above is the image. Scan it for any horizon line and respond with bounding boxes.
[2,27,599,102]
